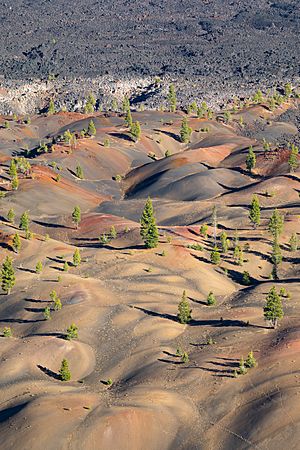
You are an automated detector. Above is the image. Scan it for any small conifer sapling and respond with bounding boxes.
[59,358,71,381]
[177,290,192,324]
[1,256,15,294]
[73,249,81,266]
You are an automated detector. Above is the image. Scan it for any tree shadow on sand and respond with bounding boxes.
[0,402,29,423]
[18,267,36,274]
[47,256,66,264]
[132,305,255,328]
[226,268,259,286]
[0,242,11,251]
[190,366,235,378]
[0,318,43,324]
[24,307,46,313]
[24,298,49,304]
[109,132,132,142]
[158,358,184,365]
[154,129,181,142]
[33,220,72,229]
[50,265,65,272]
[27,332,65,339]
[188,296,208,306]
[37,364,61,380]
[74,241,145,251]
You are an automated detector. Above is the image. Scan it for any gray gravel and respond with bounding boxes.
[0,0,299,113]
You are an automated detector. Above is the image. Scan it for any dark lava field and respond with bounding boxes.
[0,0,299,94]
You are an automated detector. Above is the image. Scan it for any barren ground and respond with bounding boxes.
[0,97,299,449]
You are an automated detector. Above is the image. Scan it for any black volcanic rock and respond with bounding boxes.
[0,0,299,83]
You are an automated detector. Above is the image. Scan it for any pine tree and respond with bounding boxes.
[66,323,78,340]
[1,256,16,294]
[122,95,130,113]
[130,121,141,142]
[110,98,118,111]
[264,286,283,328]
[104,138,110,147]
[124,109,133,128]
[207,291,216,306]
[19,211,30,232]
[268,209,284,238]
[189,101,197,113]
[284,82,292,98]
[7,208,15,224]
[223,111,231,124]
[53,297,62,311]
[211,206,218,247]
[59,358,71,381]
[242,271,251,285]
[99,233,110,245]
[220,231,229,253]
[73,248,81,266]
[76,165,84,179]
[181,352,189,363]
[87,93,96,108]
[84,93,96,114]
[3,326,12,337]
[84,101,94,114]
[9,159,17,177]
[210,247,221,265]
[11,176,19,190]
[140,197,159,249]
[253,89,263,103]
[238,356,247,375]
[177,290,192,324]
[180,117,192,143]
[25,230,33,240]
[268,97,276,111]
[12,233,21,253]
[50,289,57,302]
[289,233,298,251]
[72,206,81,229]
[271,236,282,280]
[44,306,51,320]
[87,119,96,136]
[109,225,117,239]
[233,244,243,266]
[167,84,177,112]
[279,287,288,298]
[36,261,43,274]
[249,194,261,228]
[246,146,256,173]
[47,99,55,115]
[197,106,206,118]
[63,261,69,271]
[288,144,299,172]
[199,224,208,238]
[63,130,73,145]
[245,350,257,368]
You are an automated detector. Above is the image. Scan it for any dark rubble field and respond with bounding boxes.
[0,0,299,106]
